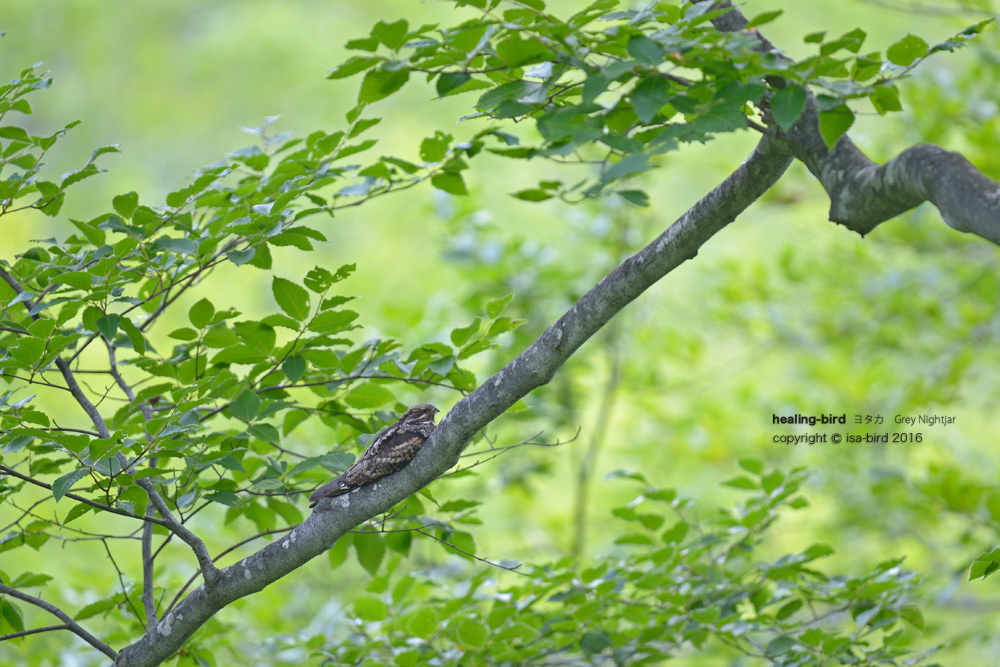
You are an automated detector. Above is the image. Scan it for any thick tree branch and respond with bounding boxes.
[0,583,118,660]
[113,136,793,667]
[702,0,1000,244]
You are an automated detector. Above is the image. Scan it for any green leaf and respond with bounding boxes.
[282,356,306,383]
[372,19,408,50]
[869,83,902,115]
[580,631,613,654]
[247,423,280,442]
[630,76,672,124]
[189,298,215,329]
[818,104,855,149]
[358,68,410,104]
[120,317,146,355]
[737,458,764,475]
[420,131,452,163]
[431,172,468,195]
[617,190,649,207]
[512,188,554,202]
[345,383,396,409]
[328,56,381,80]
[746,9,783,28]
[96,314,120,341]
[354,595,388,622]
[52,271,93,291]
[436,72,471,97]
[9,571,53,588]
[458,618,489,649]
[721,475,758,490]
[227,248,256,266]
[234,321,276,352]
[328,534,352,569]
[168,327,198,341]
[407,607,440,639]
[886,34,928,66]
[112,191,139,218]
[272,277,311,321]
[770,86,807,130]
[74,597,118,621]
[307,309,359,334]
[230,389,262,422]
[450,318,482,346]
[900,606,924,630]
[626,36,664,65]
[354,531,386,575]
[53,468,89,502]
[486,294,514,318]
[765,637,796,657]
[0,600,24,633]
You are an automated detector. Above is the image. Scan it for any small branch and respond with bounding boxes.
[0,584,117,660]
[415,528,525,575]
[101,539,146,631]
[141,505,158,627]
[138,481,220,588]
[0,623,69,641]
[0,464,168,527]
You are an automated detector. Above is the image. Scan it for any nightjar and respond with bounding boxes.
[308,404,439,508]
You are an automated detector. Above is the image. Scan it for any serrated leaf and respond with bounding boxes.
[189,298,215,329]
[431,172,467,195]
[626,36,664,65]
[52,468,89,502]
[486,294,513,319]
[358,68,410,104]
[345,383,395,409]
[770,86,807,131]
[328,534,352,569]
[818,104,854,149]
[119,317,146,355]
[112,191,139,218]
[746,9,782,28]
[282,356,306,383]
[354,531,385,575]
[230,388,261,422]
[328,56,381,80]
[272,277,311,321]
[886,33,928,67]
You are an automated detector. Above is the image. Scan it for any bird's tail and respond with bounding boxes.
[308,475,351,507]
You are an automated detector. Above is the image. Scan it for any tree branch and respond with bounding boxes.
[0,623,69,641]
[699,0,1000,245]
[0,267,220,591]
[113,136,793,667]
[0,584,117,660]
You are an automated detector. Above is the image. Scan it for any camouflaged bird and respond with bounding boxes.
[308,404,439,508]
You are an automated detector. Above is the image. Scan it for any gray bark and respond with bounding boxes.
[81,3,1000,664]
[113,137,793,666]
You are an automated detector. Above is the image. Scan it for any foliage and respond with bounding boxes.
[0,1,999,665]
[290,467,937,667]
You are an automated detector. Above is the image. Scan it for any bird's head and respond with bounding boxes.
[403,404,440,424]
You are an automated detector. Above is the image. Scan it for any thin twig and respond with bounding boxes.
[0,624,70,641]
[415,528,526,575]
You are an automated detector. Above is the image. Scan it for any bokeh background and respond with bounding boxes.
[3,0,1000,664]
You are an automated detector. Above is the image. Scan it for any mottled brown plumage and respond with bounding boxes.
[308,404,439,508]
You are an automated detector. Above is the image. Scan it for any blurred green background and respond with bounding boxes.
[3,1,1000,664]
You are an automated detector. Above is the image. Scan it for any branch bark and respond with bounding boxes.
[113,135,793,667]
[701,0,1000,244]
[0,584,118,660]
